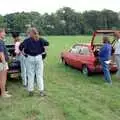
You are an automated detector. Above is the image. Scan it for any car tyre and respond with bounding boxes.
[62,58,68,66]
[82,65,91,76]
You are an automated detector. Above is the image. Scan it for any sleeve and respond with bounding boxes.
[0,43,4,52]
[41,38,49,46]
[19,41,24,51]
[44,40,49,46]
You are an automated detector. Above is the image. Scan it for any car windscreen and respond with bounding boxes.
[93,33,115,45]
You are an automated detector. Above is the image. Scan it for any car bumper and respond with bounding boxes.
[8,70,20,78]
[89,64,117,73]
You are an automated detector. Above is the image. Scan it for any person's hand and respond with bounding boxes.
[3,62,9,71]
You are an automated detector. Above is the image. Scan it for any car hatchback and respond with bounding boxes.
[61,30,118,76]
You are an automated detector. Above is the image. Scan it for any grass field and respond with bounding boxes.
[0,36,120,120]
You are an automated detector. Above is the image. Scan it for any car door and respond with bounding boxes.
[75,46,93,69]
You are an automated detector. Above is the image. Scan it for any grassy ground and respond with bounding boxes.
[0,36,120,120]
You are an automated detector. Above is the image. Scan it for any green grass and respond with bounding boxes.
[0,36,120,120]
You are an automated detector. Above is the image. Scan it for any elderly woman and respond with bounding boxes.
[99,37,112,84]
[19,28,46,96]
[11,32,27,87]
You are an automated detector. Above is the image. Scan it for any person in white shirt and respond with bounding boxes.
[114,31,120,79]
[12,32,27,87]
[12,32,21,59]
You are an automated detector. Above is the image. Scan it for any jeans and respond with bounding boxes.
[19,55,27,86]
[100,59,112,84]
[115,55,120,77]
[26,55,44,92]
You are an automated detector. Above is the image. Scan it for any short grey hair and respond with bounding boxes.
[27,27,38,34]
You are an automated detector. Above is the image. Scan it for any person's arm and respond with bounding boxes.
[19,41,24,52]
[42,39,49,52]
[15,42,21,55]
[0,52,5,63]
[0,44,5,63]
[0,44,7,70]
[43,39,49,46]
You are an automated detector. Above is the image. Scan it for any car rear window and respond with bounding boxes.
[80,46,90,55]
[70,45,81,54]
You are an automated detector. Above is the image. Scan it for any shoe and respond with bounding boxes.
[5,91,9,94]
[23,85,27,89]
[1,93,12,98]
[104,82,112,86]
[40,91,46,97]
[29,92,34,97]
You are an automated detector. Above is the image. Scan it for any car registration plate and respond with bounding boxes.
[10,73,20,78]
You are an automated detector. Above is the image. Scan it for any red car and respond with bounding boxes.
[61,30,118,76]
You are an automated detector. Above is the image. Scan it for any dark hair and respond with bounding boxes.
[103,37,110,44]
[11,31,20,38]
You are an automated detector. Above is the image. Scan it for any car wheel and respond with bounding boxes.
[62,58,68,65]
[82,65,91,76]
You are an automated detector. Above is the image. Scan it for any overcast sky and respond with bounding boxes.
[0,0,119,15]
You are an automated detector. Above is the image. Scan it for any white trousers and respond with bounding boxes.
[26,55,44,92]
[19,55,27,86]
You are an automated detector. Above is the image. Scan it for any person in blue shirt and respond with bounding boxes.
[19,27,46,96]
[99,37,112,84]
[0,28,12,98]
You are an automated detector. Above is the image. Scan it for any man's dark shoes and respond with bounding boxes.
[40,91,46,97]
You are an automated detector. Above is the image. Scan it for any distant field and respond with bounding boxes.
[0,36,120,120]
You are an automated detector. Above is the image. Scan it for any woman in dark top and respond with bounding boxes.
[0,28,11,98]
[19,28,47,96]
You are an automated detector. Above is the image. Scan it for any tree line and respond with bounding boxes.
[0,7,120,35]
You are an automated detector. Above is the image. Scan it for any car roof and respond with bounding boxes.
[91,30,120,48]
[73,43,91,46]
[95,30,120,34]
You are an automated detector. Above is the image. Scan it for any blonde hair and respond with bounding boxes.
[27,27,39,39]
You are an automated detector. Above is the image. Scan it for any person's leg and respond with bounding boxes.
[0,71,5,96]
[115,55,120,78]
[20,55,27,86]
[24,56,28,86]
[3,70,7,90]
[26,56,35,94]
[0,70,11,97]
[35,55,44,94]
[100,60,112,84]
